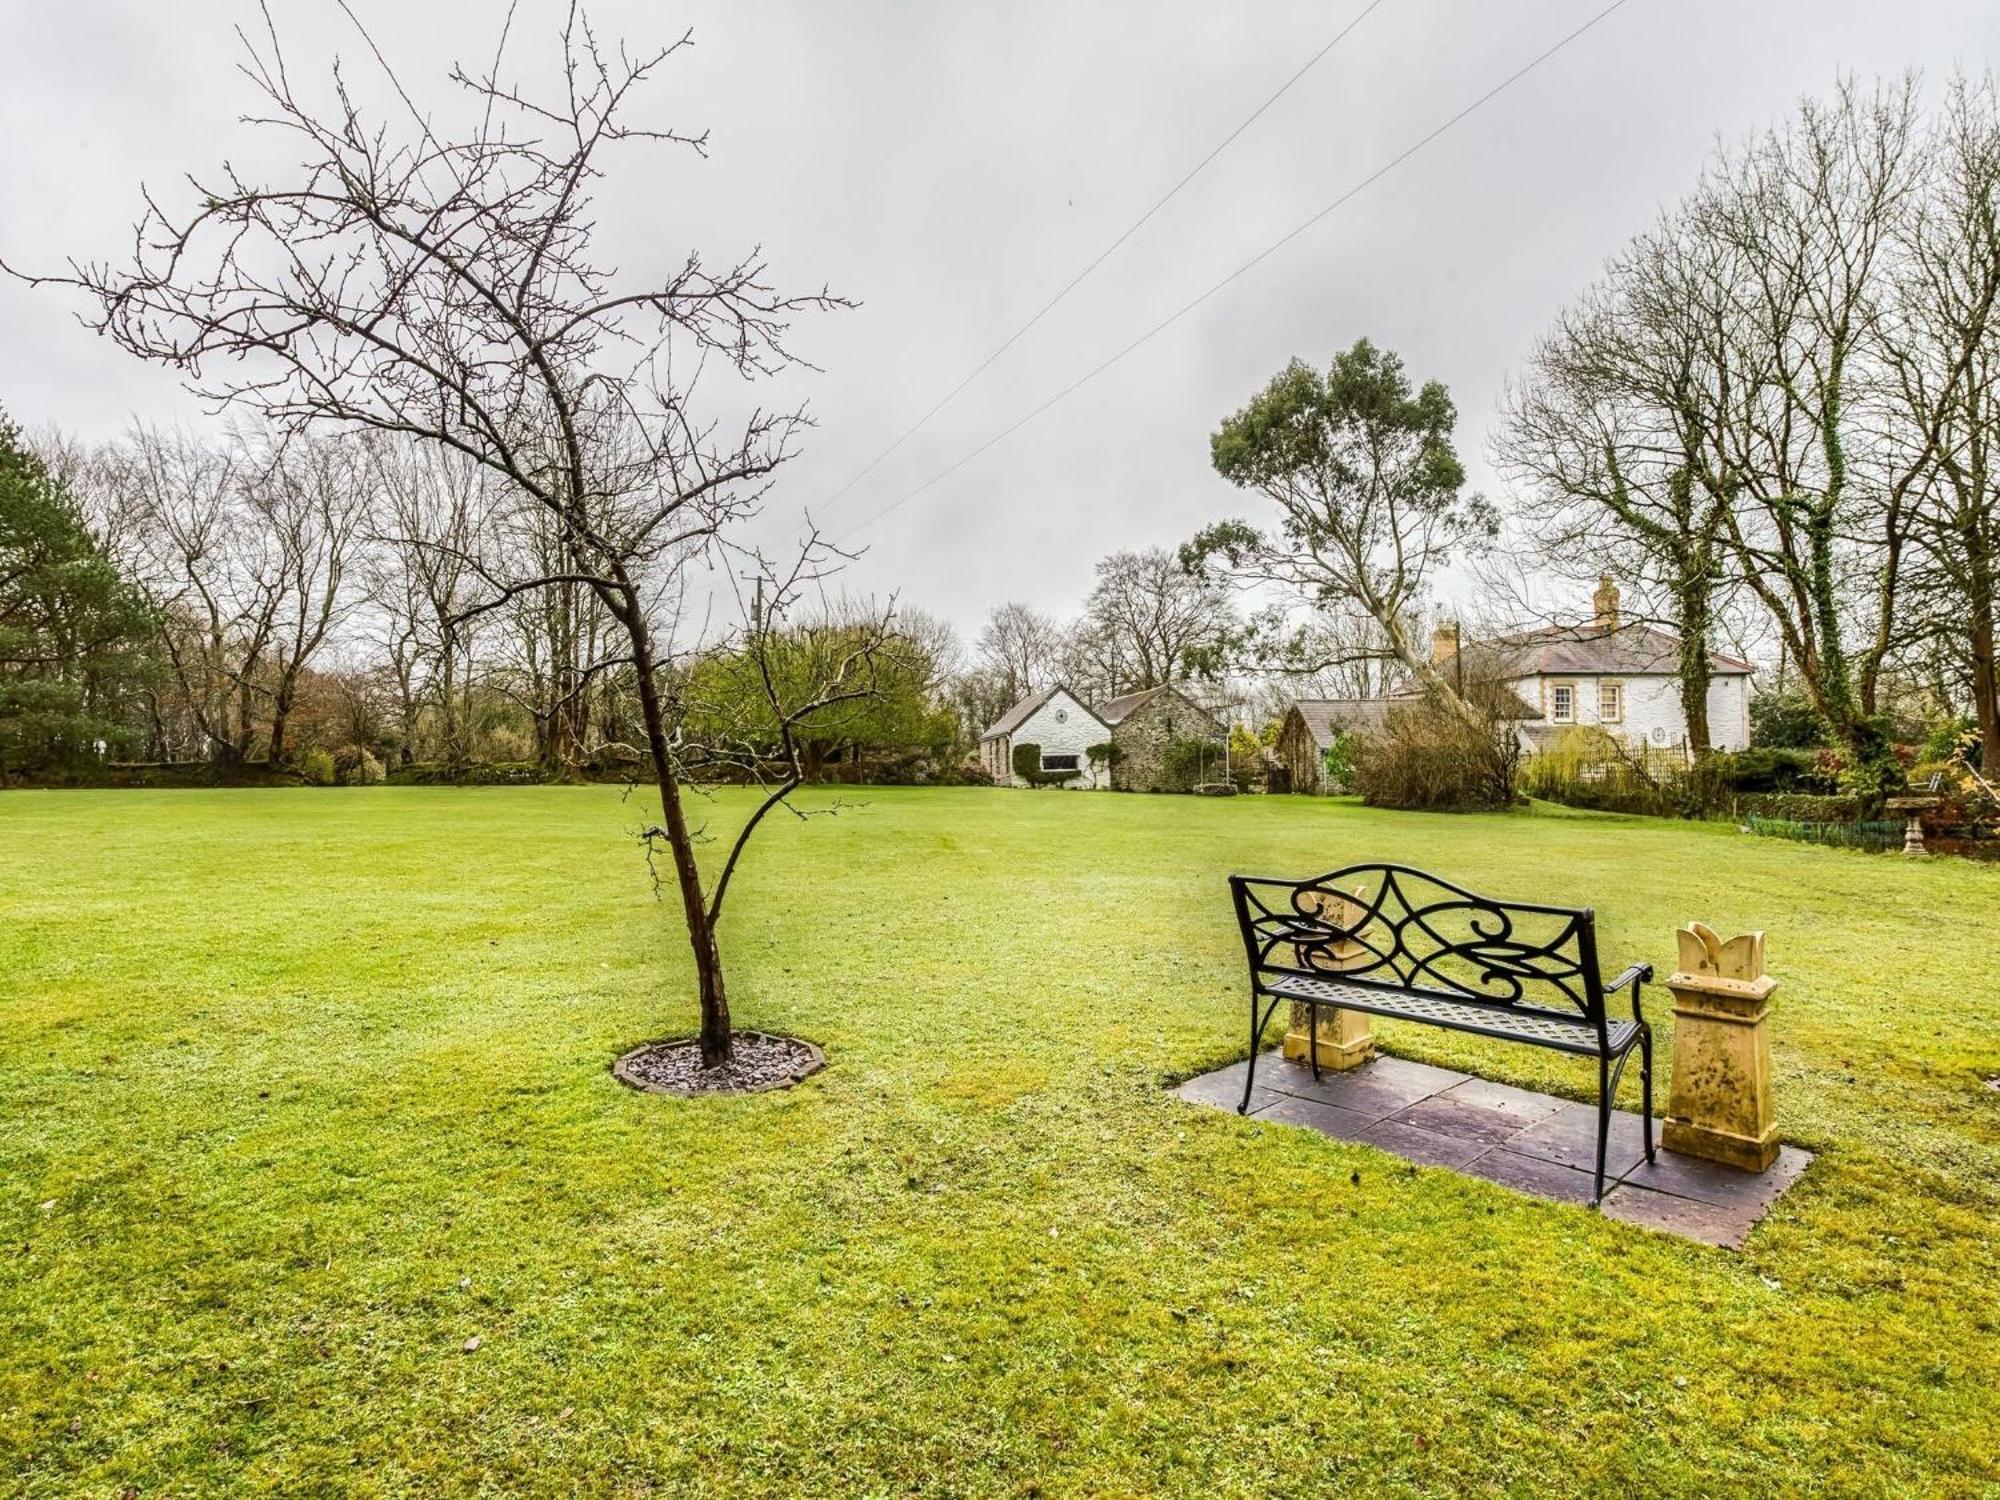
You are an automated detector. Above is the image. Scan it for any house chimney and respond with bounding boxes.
[1431,620,1458,665]
[1593,574,1621,631]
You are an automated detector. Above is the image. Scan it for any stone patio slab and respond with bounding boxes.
[1173,1051,1813,1249]
[1460,1147,1600,1205]
[1251,1091,1377,1140]
[1505,1101,1652,1179]
[1357,1116,1490,1169]
[1259,1054,1467,1120]
[1438,1076,1569,1126]
[1388,1093,1531,1149]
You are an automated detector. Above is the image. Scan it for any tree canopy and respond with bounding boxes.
[0,411,154,779]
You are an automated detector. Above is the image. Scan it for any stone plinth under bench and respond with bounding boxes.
[1176,1050,1811,1249]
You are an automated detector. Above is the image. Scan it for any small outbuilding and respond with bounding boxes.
[1272,699,1391,794]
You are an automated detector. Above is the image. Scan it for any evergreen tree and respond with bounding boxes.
[0,411,155,779]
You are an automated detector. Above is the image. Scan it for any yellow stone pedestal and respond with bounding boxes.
[1283,1001,1375,1070]
[1280,886,1376,1071]
[1663,923,1779,1172]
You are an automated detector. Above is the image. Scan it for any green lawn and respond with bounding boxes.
[2,787,1996,1496]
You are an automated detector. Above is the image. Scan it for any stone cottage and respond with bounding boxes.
[978,682,1229,791]
[1096,685,1230,792]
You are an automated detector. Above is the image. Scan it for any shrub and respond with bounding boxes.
[1750,688,1832,749]
[1321,730,1359,794]
[333,744,386,785]
[1011,741,1078,788]
[952,760,995,787]
[298,748,337,786]
[1353,693,1520,811]
[1736,791,1872,823]
[1921,718,1978,766]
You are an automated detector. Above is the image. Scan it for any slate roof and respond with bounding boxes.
[1472,623,1753,678]
[1286,698,1396,749]
[1096,686,1167,725]
[978,684,1108,742]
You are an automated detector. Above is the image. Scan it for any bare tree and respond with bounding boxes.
[1697,78,1924,767]
[366,438,493,768]
[106,426,282,767]
[1077,546,1234,692]
[1496,222,1738,752]
[17,8,849,1066]
[975,602,1066,701]
[1880,76,2000,765]
[242,432,373,764]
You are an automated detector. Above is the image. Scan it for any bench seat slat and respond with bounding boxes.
[1264,973,1639,1056]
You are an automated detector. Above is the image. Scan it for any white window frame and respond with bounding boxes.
[1549,681,1576,724]
[1598,681,1624,724]
[1040,752,1080,773]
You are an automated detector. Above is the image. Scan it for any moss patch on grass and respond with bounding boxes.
[1,787,1996,1495]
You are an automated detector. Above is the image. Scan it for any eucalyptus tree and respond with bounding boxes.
[1186,338,1495,708]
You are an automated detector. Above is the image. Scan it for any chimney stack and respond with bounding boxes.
[1593,574,1621,632]
[1431,620,1458,665]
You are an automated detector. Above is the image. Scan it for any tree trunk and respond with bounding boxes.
[627,609,731,1066]
[1970,550,2000,769]
[269,682,294,765]
[1677,574,1714,756]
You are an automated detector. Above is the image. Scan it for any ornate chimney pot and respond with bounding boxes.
[1662,923,1780,1172]
[1593,574,1621,631]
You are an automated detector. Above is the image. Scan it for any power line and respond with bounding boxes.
[839,0,1638,545]
[813,0,1393,520]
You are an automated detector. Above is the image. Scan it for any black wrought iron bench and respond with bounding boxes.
[1229,862,1655,1206]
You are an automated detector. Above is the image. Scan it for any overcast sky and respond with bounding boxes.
[5,0,1998,640]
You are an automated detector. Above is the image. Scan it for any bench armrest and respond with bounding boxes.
[1605,963,1654,1026]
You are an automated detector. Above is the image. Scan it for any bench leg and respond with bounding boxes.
[1639,1025,1656,1165]
[1240,992,1282,1114]
[1591,1053,1612,1208]
[1306,1000,1321,1082]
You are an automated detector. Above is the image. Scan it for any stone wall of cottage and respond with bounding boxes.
[1111,690,1226,791]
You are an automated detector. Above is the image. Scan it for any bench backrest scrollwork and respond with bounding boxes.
[1228,862,1608,1035]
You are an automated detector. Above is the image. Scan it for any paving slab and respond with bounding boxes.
[1250,1091,1377,1141]
[1260,1055,1464,1120]
[1357,1117,1490,1169]
[1388,1093,1531,1149]
[1438,1076,1570,1127]
[1172,1051,1813,1249]
[1600,1183,1765,1249]
[1505,1101,1652,1180]
[1461,1147,1601,1205]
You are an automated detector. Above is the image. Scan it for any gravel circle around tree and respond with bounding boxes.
[612,1032,826,1097]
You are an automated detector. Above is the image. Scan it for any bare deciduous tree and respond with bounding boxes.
[18,8,850,1066]
[1076,546,1233,693]
[975,602,1066,701]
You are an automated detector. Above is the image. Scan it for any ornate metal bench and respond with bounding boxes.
[1229,863,1655,1206]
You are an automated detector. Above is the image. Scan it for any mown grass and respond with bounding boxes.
[1,786,1996,1496]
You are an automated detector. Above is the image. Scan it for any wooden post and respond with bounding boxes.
[1281,889,1376,1071]
[1663,923,1779,1172]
